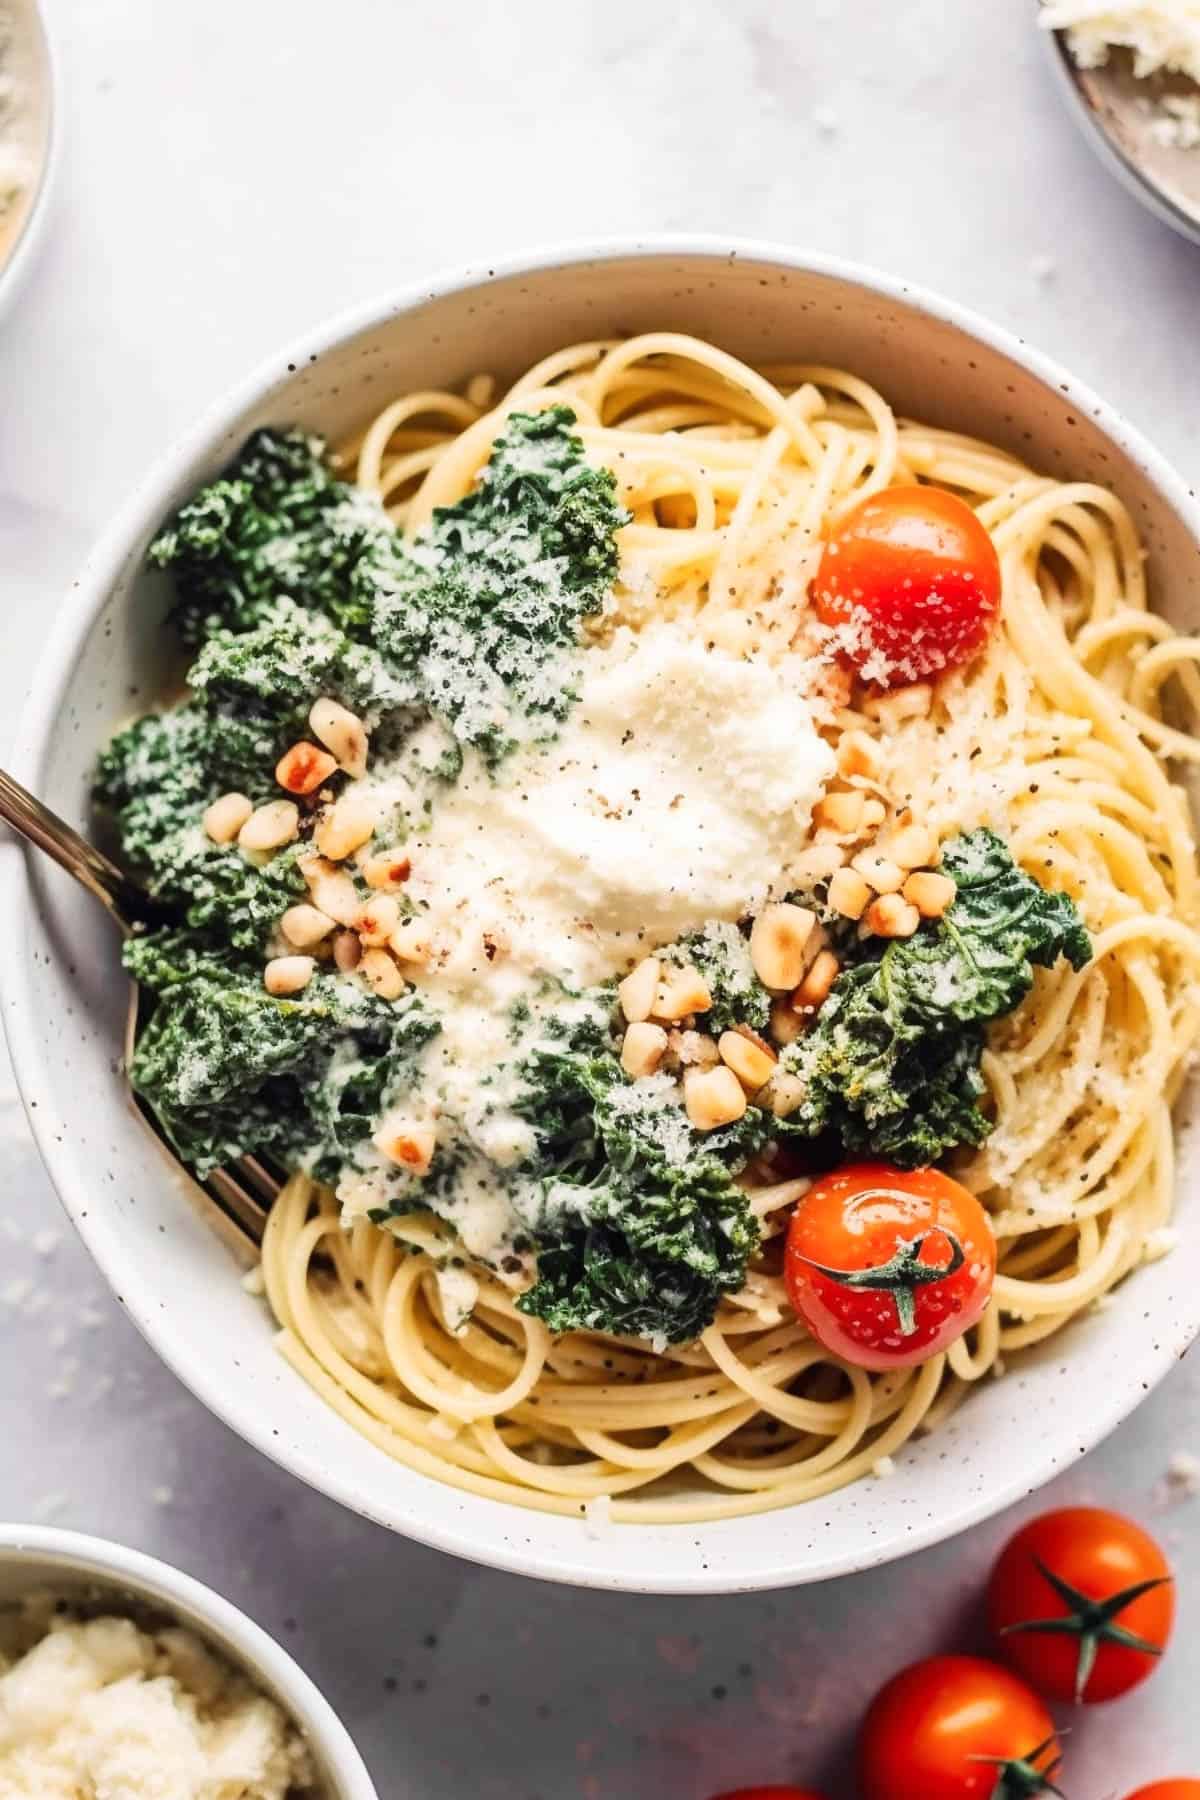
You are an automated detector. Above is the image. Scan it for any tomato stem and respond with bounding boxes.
[796,1230,965,1335]
[969,1732,1065,1799]
[999,1555,1171,1702]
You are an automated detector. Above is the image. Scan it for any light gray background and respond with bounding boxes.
[1,4,1199,1796]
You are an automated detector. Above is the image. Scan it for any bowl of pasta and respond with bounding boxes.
[4,239,1200,1592]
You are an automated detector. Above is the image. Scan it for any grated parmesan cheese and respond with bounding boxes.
[1041,1,1200,85]
[0,1601,313,1800]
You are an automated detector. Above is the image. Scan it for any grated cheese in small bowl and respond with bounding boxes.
[0,1593,318,1799]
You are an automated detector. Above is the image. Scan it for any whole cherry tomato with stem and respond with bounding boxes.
[988,1507,1173,1704]
[784,1161,996,1371]
[859,1655,1062,1800]
[811,483,1002,687]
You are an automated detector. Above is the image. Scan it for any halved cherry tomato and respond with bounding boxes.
[860,1655,1060,1800]
[811,484,1001,686]
[709,1789,827,1800]
[784,1162,995,1370]
[1123,1785,1200,1800]
[988,1506,1173,1703]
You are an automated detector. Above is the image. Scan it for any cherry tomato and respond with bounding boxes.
[988,1506,1173,1703]
[1123,1785,1200,1800]
[709,1789,827,1800]
[784,1162,996,1371]
[860,1655,1060,1800]
[811,484,1001,686]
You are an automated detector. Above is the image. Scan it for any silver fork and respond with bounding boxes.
[0,767,278,1253]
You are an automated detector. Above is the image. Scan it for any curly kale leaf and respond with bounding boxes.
[149,428,388,645]
[779,829,1092,1168]
[93,706,306,951]
[513,1041,765,1345]
[188,596,415,739]
[662,919,770,1035]
[125,931,437,1175]
[364,407,629,765]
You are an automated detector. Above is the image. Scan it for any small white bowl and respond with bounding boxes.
[5,239,1200,1593]
[0,1524,378,1798]
[0,0,57,322]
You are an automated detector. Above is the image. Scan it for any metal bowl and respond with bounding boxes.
[1040,19,1200,246]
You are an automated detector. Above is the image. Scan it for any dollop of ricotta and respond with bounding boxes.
[403,621,835,991]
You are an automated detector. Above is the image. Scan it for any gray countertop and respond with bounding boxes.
[1,3,1198,1795]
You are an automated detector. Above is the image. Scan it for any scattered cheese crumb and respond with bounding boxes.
[1148,90,1200,145]
[583,1495,615,1537]
[152,1485,175,1507]
[1143,1226,1180,1262]
[240,1265,266,1298]
[813,105,840,134]
[871,1456,897,1479]
[31,1228,59,1258]
[1031,254,1057,281]
[1166,1450,1200,1495]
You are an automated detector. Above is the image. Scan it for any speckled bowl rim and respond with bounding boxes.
[5,237,1200,1593]
[0,1524,378,1797]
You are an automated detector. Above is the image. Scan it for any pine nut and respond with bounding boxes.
[280,904,336,949]
[669,1029,720,1068]
[203,792,253,844]
[357,894,401,946]
[360,849,412,891]
[793,949,840,1010]
[887,824,938,870]
[238,800,299,852]
[301,860,361,927]
[333,929,362,972]
[903,871,957,918]
[863,682,933,725]
[866,893,921,938]
[791,844,847,882]
[750,902,816,991]
[813,790,865,833]
[390,917,434,967]
[620,1021,669,1079]
[276,741,338,796]
[309,697,370,779]
[359,947,406,998]
[769,998,804,1046]
[263,955,314,996]
[765,1072,807,1118]
[618,956,661,1024]
[828,867,872,921]
[684,1065,748,1131]
[851,851,906,895]
[836,729,884,782]
[372,1111,436,1175]
[651,966,713,1022]
[718,1029,777,1092]
[315,789,377,861]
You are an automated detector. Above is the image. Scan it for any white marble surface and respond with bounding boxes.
[1,3,1199,1796]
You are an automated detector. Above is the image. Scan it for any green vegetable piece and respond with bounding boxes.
[779,829,1091,1168]
[365,406,628,765]
[149,428,388,644]
[514,1035,766,1344]
[661,918,770,1034]
[125,930,437,1176]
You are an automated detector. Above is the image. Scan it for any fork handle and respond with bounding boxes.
[0,767,145,933]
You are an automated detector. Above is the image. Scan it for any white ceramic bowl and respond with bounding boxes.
[0,0,57,322]
[0,1524,377,1798]
[5,240,1200,1594]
